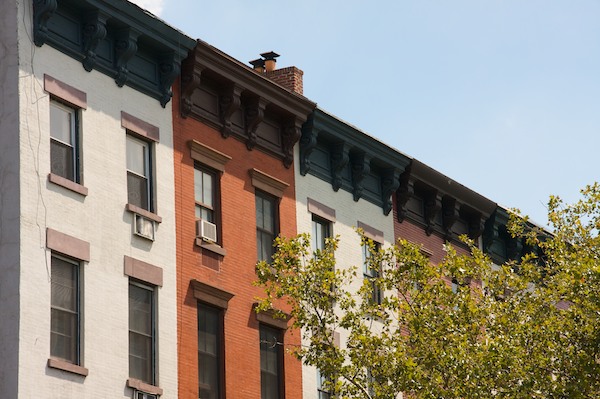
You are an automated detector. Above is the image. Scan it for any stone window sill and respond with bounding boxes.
[47,358,89,376]
[127,378,163,395]
[48,173,88,196]
[195,238,227,257]
[125,203,162,223]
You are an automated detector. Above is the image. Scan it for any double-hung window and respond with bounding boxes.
[363,242,382,305]
[317,369,332,399]
[45,75,86,191]
[126,134,153,212]
[256,191,279,262]
[50,100,80,182]
[129,281,156,385]
[198,304,223,399]
[50,254,81,364]
[195,165,217,223]
[312,216,331,254]
[260,324,284,399]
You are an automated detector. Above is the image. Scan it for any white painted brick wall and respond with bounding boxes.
[14,2,178,398]
[293,146,396,399]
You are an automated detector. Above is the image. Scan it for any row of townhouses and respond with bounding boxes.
[0,0,526,398]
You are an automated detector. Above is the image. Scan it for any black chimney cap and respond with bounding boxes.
[260,51,280,61]
[249,58,265,68]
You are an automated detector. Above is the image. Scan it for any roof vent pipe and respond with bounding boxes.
[261,51,280,72]
[249,58,265,73]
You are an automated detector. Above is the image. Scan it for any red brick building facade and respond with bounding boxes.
[172,42,314,399]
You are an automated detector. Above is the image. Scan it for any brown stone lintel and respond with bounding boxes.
[189,140,231,172]
[357,221,384,243]
[191,279,234,309]
[124,255,163,287]
[253,303,290,330]
[250,168,289,198]
[46,228,90,261]
[307,197,336,222]
[121,111,159,142]
[44,74,87,109]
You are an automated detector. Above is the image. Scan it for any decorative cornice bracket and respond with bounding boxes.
[506,236,523,262]
[244,96,268,150]
[33,0,58,47]
[114,27,140,87]
[350,151,371,202]
[424,190,442,236]
[180,59,204,118]
[299,114,318,176]
[396,171,414,222]
[467,212,485,240]
[282,117,303,169]
[330,141,349,192]
[219,83,243,138]
[158,52,181,108]
[442,196,460,240]
[381,168,401,216]
[82,10,108,72]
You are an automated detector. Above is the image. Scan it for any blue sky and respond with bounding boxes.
[133,0,600,226]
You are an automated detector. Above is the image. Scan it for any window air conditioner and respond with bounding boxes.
[196,219,217,243]
[134,390,158,399]
[134,213,155,241]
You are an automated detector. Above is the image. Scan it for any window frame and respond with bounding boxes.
[255,190,279,262]
[126,133,154,212]
[362,241,382,305]
[317,368,332,399]
[50,253,82,365]
[259,324,284,399]
[198,303,225,399]
[128,280,157,385]
[49,99,81,183]
[44,75,87,195]
[311,215,331,254]
[194,163,218,223]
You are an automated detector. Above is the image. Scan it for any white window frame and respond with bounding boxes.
[50,99,80,182]
[126,134,153,212]
[50,253,81,365]
[129,280,157,385]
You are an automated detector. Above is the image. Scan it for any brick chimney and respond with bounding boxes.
[249,51,304,95]
[266,66,304,96]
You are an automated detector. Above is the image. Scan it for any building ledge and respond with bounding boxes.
[47,358,89,377]
[195,238,227,257]
[48,173,88,196]
[126,203,162,223]
[127,378,163,395]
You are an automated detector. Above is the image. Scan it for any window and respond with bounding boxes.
[50,254,81,364]
[256,191,278,262]
[260,324,283,399]
[195,165,217,223]
[451,278,459,294]
[317,369,332,399]
[312,216,331,254]
[129,281,156,384]
[50,100,80,182]
[366,368,375,398]
[198,304,223,399]
[127,134,153,211]
[363,242,382,305]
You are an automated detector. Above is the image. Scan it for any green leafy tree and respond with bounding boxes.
[255,183,600,399]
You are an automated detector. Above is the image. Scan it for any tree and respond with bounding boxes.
[255,183,600,399]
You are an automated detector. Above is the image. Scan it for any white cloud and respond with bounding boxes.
[128,0,165,16]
